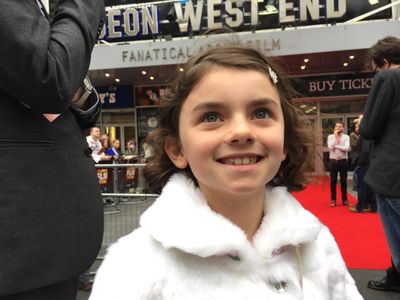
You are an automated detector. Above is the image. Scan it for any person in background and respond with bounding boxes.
[349,123,359,147]
[356,36,400,293]
[327,121,351,207]
[349,122,376,213]
[349,124,360,191]
[86,127,112,163]
[101,133,109,143]
[106,139,123,162]
[90,44,362,300]
[123,139,138,161]
[0,0,105,299]
[100,133,111,165]
[105,139,125,198]
[146,89,159,105]
[100,133,110,154]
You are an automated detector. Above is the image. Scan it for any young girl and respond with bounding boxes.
[90,44,362,299]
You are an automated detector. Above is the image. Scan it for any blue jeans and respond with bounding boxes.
[376,194,400,272]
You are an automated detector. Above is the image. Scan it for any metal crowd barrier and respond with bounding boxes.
[94,162,159,259]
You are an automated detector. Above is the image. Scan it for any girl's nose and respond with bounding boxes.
[225,118,255,145]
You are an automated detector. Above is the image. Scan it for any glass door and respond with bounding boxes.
[102,125,137,153]
[96,109,137,152]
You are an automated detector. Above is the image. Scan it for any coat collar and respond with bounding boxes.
[140,174,322,262]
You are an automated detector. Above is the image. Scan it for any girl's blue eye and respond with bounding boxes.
[202,113,221,122]
[253,109,270,119]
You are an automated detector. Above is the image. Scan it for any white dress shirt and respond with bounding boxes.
[86,135,103,163]
[327,133,350,160]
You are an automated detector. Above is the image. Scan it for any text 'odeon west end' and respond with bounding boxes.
[100,0,347,40]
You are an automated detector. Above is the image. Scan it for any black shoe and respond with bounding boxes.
[343,200,349,206]
[367,277,400,292]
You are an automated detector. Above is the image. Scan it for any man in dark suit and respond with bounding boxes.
[349,122,376,213]
[356,36,400,293]
[0,0,105,299]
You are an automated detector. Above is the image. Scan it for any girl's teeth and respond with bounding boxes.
[226,157,257,165]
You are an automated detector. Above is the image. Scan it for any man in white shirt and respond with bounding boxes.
[327,122,351,207]
[86,127,112,163]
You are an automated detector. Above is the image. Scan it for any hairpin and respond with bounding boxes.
[268,66,278,85]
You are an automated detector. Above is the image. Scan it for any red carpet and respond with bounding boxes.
[292,179,391,270]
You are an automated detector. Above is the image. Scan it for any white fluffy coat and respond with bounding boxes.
[90,174,363,300]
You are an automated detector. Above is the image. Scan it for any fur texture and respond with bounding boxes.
[90,174,362,300]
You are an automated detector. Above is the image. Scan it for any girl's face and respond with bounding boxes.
[166,67,286,199]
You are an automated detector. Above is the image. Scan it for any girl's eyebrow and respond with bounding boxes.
[249,98,280,107]
[191,98,279,113]
[191,102,224,113]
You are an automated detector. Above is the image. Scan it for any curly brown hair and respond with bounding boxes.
[144,44,314,194]
[367,36,400,68]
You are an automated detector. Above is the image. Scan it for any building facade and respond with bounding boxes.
[85,0,400,174]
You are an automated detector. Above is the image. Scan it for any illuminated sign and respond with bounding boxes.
[279,0,346,23]
[98,0,391,41]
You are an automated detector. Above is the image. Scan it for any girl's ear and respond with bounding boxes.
[165,137,188,169]
[281,151,287,162]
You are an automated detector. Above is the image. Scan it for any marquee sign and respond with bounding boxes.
[96,85,134,108]
[99,0,392,42]
[294,72,374,97]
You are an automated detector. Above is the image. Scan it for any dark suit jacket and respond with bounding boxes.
[0,0,105,295]
[351,136,372,168]
[360,68,400,197]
